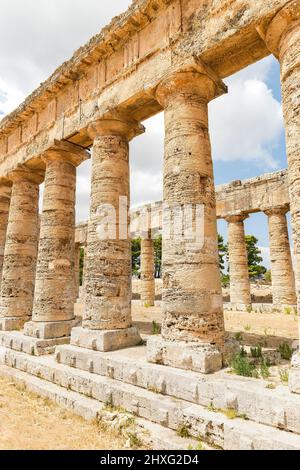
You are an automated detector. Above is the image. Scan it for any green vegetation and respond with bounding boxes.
[152,321,161,335]
[278,343,293,361]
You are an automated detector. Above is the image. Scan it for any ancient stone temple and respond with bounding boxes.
[0,0,300,450]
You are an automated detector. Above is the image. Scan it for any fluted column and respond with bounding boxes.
[265,1,300,312]
[226,214,251,309]
[264,206,296,306]
[264,1,300,391]
[0,179,11,289]
[24,141,88,340]
[69,113,143,352]
[147,70,227,373]
[140,237,155,307]
[0,168,42,331]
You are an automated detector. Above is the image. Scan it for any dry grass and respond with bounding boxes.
[0,375,126,450]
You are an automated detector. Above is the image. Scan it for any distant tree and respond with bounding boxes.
[218,234,228,272]
[153,235,162,278]
[245,235,267,279]
[131,237,141,278]
[264,270,272,284]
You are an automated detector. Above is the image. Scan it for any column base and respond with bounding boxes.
[24,318,80,340]
[147,336,223,374]
[289,352,300,395]
[71,326,142,352]
[0,317,30,332]
[0,330,70,356]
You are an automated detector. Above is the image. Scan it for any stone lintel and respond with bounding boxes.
[0,331,70,356]
[147,336,223,374]
[289,352,300,395]
[24,319,79,340]
[71,326,142,352]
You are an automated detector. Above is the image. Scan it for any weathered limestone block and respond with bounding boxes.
[146,70,226,373]
[140,237,155,307]
[264,205,296,306]
[226,214,251,307]
[0,179,11,288]
[24,141,88,341]
[0,168,42,331]
[77,114,143,350]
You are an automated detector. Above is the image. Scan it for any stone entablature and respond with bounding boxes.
[0,0,290,178]
[75,169,290,242]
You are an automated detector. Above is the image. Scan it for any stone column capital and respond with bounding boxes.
[42,140,89,167]
[7,166,44,185]
[264,0,300,57]
[87,111,144,142]
[225,213,249,224]
[156,69,227,107]
[264,204,289,217]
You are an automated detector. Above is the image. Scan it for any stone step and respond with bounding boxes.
[55,343,300,435]
[0,331,69,356]
[3,347,300,450]
[0,363,205,451]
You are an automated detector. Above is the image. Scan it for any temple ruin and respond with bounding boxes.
[0,0,300,450]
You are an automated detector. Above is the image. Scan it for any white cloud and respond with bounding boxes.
[0,78,24,116]
[209,58,284,170]
[259,246,271,270]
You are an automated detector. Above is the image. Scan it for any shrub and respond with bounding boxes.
[278,343,293,361]
[152,321,161,335]
[231,354,259,378]
[250,345,262,358]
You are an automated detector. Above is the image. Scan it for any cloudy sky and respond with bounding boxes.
[0,0,291,268]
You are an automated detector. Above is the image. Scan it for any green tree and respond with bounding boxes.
[153,234,162,278]
[218,234,228,272]
[245,235,266,279]
[131,237,141,277]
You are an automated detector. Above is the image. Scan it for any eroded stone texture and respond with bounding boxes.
[157,71,226,348]
[226,214,251,307]
[24,142,88,340]
[0,180,11,289]
[264,206,296,306]
[0,168,42,330]
[265,2,300,307]
[82,115,143,339]
[140,237,155,307]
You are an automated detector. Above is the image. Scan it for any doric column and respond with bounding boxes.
[24,141,88,340]
[264,1,300,311]
[264,1,300,391]
[264,206,296,306]
[74,243,81,302]
[147,69,227,373]
[69,113,143,352]
[226,214,251,309]
[0,179,11,289]
[140,236,155,307]
[0,168,42,331]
